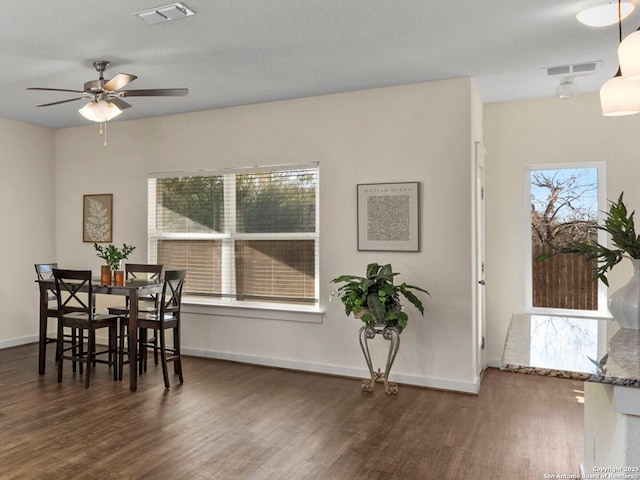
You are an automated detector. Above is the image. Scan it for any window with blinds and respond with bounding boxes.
[148,165,318,307]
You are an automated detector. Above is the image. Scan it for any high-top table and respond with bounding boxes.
[37,278,163,392]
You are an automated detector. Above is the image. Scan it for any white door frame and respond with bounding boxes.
[473,141,487,378]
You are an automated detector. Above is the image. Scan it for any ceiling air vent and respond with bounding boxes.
[542,61,602,77]
[133,2,195,25]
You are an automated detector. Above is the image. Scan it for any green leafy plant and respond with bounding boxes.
[330,263,429,333]
[93,243,136,271]
[538,192,640,286]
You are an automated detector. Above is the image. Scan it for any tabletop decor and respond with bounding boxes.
[540,192,640,329]
[83,193,113,242]
[94,243,135,285]
[330,262,429,394]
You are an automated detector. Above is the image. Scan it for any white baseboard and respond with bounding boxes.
[0,335,39,350]
[0,336,481,394]
[182,347,481,394]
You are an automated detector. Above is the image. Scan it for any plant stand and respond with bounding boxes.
[358,325,400,395]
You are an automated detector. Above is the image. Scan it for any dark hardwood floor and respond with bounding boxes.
[0,343,583,479]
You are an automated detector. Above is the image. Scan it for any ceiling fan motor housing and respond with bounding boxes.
[85,60,110,92]
[84,79,107,92]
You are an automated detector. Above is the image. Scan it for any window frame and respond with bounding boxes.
[524,161,609,318]
[147,163,321,317]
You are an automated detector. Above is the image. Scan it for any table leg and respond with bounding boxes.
[38,284,48,375]
[128,290,139,392]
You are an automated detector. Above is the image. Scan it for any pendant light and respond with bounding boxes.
[600,68,640,115]
[577,1,635,27]
[618,26,640,80]
[600,0,640,115]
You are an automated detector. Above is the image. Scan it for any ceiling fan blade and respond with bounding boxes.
[35,97,84,107]
[103,73,137,92]
[108,97,132,110]
[121,88,189,97]
[27,87,86,94]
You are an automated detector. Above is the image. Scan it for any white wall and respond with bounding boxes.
[0,118,55,347]
[484,92,640,366]
[50,79,481,392]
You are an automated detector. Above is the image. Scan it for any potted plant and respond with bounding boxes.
[540,192,640,328]
[330,262,429,333]
[541,192,640,285]
[94,243,135,285]
[330,263,429,394]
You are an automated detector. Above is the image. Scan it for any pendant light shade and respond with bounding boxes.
[597,0,640,115]
[618,29,640,80]
[600,69,640,115]
[78,100,122,122]
[577,1,635,27]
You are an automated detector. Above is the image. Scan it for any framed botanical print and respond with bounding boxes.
[83,193,113,243]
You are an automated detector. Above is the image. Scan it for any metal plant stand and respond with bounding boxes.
[358,324,400,395]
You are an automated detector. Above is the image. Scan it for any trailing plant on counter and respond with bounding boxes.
[330,263,429,333]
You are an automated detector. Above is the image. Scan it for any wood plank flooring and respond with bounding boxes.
[0,343,583,479]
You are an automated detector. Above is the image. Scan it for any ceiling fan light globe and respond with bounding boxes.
[107,103,123,121]
[78,100,122,122]
[78,102,101,122]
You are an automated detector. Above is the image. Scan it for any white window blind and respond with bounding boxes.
[148,165,318,307]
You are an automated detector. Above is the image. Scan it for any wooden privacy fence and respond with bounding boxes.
[532,244,598,310]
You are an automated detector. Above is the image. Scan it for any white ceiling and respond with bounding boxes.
[5,0,639,129]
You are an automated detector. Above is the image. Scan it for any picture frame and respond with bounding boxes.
[83,193,113,243]
[357,182,419,251]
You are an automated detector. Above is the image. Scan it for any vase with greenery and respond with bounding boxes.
[330,262,429,333]
[540,192,640,328]
[539,192,640,285]
[94,243,136,271]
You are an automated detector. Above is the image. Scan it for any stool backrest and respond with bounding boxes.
[52,269,94,316]
[160,269,187,319]
[35,263,58,280]
[125,263,163,281]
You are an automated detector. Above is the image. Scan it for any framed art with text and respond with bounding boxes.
[83,193,113,243]
[357,182,419,251]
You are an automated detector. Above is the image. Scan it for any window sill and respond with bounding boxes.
[182,297,324,324]
[525,307,613,320]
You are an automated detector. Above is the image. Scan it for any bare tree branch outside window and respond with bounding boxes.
[530,168,599,310]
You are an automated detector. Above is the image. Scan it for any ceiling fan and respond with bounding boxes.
[27,60,189,122]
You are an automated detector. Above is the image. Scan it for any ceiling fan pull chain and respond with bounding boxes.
[102,121,108,148]
[98,121,108,148]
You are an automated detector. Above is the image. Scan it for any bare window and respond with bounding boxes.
[528,166,603,312]
[148,165,318,307]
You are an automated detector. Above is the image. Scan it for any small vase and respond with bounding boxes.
[100,265,112,286]
[608,259,640,329]
[114,270,125,286]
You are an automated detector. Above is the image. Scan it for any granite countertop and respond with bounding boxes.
[500,313,640,387]
[589,328,640,387]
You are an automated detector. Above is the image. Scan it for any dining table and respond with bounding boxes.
[37,277,164,392]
